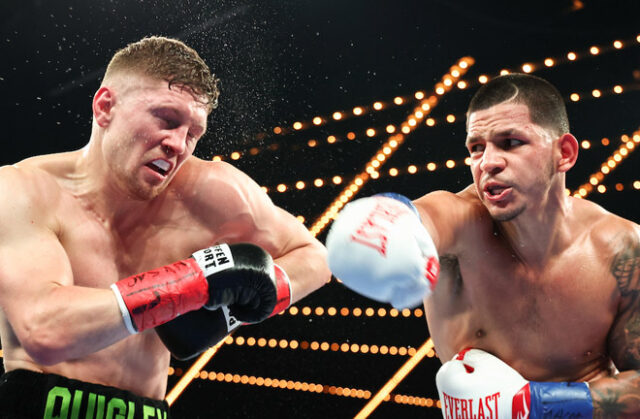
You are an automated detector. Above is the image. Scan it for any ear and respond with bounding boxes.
[556,133,579,173]
[92,86,115,127]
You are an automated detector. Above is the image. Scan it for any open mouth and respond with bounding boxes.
[146,159,171,176]
[486,185,508,196]
[483,183,512,201]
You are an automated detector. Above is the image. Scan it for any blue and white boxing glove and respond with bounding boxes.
[436,348,593,419]
[326,193,439,308]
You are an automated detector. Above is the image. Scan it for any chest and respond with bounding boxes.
[427,236,619,376]
[460,245,613,321]
[56,198,217,289]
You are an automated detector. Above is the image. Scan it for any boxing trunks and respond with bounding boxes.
[0,369,170,419]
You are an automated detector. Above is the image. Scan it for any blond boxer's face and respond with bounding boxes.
[100,74,208,200]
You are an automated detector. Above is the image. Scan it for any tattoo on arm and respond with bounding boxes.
[592,372,640,419]
[593,231,640,417]
[610,233,640,368]
[611,234,640,297]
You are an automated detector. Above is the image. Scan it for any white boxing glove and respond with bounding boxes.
[436,348,594,419]
[326,193,439,308]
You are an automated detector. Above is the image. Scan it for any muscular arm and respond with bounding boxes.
[259,206,330,303]
[413,186,480,256]
[590,226,640,417]
[193,161,330,304]
[0,167,129,365]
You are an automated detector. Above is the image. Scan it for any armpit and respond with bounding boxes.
[440,254,463,295]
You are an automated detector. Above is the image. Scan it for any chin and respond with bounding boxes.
[488,205,526,222]
[128,183,166,201]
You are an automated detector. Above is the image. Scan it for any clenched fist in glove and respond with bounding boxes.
[326,193,439,308]
[436,348,593,419]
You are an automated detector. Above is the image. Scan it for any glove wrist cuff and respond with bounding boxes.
[270,263,292,316]
[527,381,593,419]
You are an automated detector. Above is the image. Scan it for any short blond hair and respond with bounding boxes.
[104,36,220,112]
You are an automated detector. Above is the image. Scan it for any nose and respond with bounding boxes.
[479,143,505,174]
[161,127,189,156]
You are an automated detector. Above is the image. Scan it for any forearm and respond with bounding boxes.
[274,240,330,303]
[16,285,129,365]
[589,370,640,417]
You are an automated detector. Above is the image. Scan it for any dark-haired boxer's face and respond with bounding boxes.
[101,75,208,200]
[466,101,556,222]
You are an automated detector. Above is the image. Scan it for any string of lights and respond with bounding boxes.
[261,132,634,195]
[167,367,441,409]
[456,35,640,93]
[212,80,636,164]
[308,57,475,237]
[282,305,424,319]
[263,35,638,138]
[165,341,226,406]
[218,334,436,358]
[210,34,638,163]
[355,338,436,418]
[211,92,438,163]
[212,77,640,166]
[572,131,640,198]
[268,95,416,136]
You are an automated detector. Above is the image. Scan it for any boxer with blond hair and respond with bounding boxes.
[0,36,330,418]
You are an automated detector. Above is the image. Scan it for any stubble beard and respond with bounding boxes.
[488,157,555,223]
[489,203,527,222]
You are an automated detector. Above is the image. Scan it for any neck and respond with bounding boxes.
[69,140,158,231]
[496,181,573,267]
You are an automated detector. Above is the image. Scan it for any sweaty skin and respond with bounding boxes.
[415,102,640,415]
[0,75,330,399]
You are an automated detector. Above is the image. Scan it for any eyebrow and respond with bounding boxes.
[465,128,523,146]
[155,105,206,136]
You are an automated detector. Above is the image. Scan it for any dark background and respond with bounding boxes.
[1,0,639,417]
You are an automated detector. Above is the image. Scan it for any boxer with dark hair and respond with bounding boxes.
[328,74,640,418]
[0,36,330,418]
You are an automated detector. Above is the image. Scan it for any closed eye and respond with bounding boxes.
[159,117,179,130]
[187,131,198,142]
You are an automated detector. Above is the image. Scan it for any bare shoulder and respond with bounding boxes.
[172,157,273,224]
[414,185,488,226]
[574,197,640,251]
[0,163,63,208]
[413,185,490,253]
[0,164,64,235]
[573,198,640,302]
[177,158,265,204]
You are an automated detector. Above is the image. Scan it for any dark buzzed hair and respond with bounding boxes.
[467,73,569,136]
[104,36,220,113]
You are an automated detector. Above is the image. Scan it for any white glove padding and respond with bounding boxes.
[437,348,595,419]
[436,348,529,419]
[326,194,439,308]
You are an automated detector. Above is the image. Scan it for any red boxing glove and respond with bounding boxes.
[112,243,280,334]
[111,258,209,334]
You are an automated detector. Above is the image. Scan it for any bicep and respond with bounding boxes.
[241,197,313,259]
[210,163,316,257]
[0,211,74,332]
